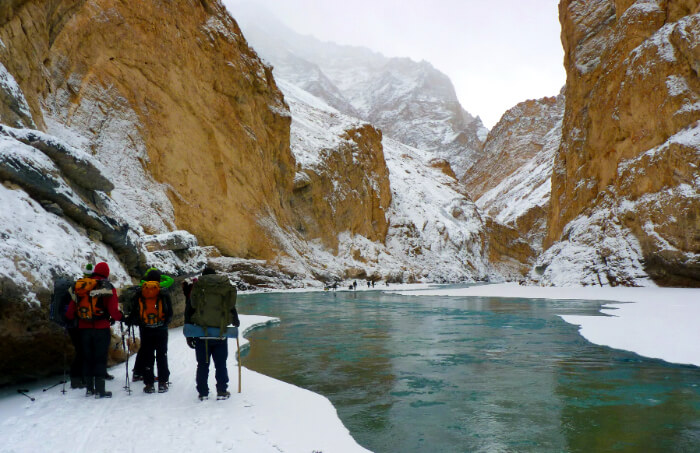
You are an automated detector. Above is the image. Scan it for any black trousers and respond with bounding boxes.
[80,328,110,383]
[68,327,83,379]
[195,338,228,396]
[140,327,169,386]
[132,326,147,376]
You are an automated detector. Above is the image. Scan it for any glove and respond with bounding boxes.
[186,337,197,349]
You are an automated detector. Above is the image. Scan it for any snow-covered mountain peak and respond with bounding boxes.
[230,2,487,179]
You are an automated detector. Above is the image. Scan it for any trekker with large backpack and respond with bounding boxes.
[50,273,81,389]
[127,268,175,383]
[65,262,123,398]
[183,267,240,401]
[125,268,173,394]
[50,264,117,390]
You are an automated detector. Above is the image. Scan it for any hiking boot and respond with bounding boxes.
[132,374,143,382]
[216,391,231,400]
[158,382,169,393]
[198,394,209,401]
[84,376,95,396]
[95,391,112,399]
[104,373,115,381]
[70,377,85,389]
[95,377,108,397]
[144,385,156,394]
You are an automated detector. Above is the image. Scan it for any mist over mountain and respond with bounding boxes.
[230,2,488,179]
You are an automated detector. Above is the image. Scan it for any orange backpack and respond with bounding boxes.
[74,277,108,321]
[139,281,165,326]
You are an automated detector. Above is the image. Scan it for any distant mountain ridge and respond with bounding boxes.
[231,2,487,179]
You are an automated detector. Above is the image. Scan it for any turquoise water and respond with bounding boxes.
[237,289,700,453]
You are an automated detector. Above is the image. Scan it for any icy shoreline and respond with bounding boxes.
[394,283,700,368]
[0,314,370,453]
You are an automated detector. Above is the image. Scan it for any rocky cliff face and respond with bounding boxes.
[0,0,295,261]
[539,0,700,286]
[464,92,565,254]
[291,123,391,252]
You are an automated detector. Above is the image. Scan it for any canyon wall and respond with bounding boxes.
[541,0,700,286]
[0,0,295,260]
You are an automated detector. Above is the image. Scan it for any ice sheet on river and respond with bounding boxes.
[394,283,700,368]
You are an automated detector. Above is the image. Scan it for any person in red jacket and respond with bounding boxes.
[66,261,122,398]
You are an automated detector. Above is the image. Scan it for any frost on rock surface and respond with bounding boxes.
[467,93,565,252]
[530,205,654,287]
[274,75,490,282]
[43,81,176,237]
[0,62,34,128]
[0,182,130,301]
[383,137,489,281]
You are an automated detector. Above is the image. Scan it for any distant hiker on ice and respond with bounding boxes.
[65,262,123,398]
[353,280,357,290]
[127,268,174,385]
[124,268,173,394]
[183,267,240,401]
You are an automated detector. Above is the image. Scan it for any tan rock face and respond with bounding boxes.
[463,93,564,253]
[483,218,536,280]
[290,124,391,251]
[551,0,700,285]
[0,0,295,260]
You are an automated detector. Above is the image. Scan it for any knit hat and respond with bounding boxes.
[145,268,161,282]
[83,263,94,276]
[93,262,110,278]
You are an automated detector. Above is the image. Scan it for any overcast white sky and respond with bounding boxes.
[229,1,565,129]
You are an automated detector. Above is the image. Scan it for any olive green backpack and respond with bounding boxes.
[190,274,237,335]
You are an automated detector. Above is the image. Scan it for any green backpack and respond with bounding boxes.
[190,274,237,335]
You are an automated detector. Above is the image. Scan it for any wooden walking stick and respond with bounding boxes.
[236,336,242,393]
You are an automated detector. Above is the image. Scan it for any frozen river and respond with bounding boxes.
[239,287,700,452]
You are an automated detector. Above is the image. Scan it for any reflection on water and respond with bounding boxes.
[238,290,700,452]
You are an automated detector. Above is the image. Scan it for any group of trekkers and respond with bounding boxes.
[52,262,240,401]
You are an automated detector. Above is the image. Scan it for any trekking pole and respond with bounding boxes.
[61,338,67,394]
[17,389,35,401]
[120,322,131,395]
[42,380,66,392]
[236,336,242,393]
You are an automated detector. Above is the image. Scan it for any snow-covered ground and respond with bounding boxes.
[394,283,700,367]
[0,315,370,453]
